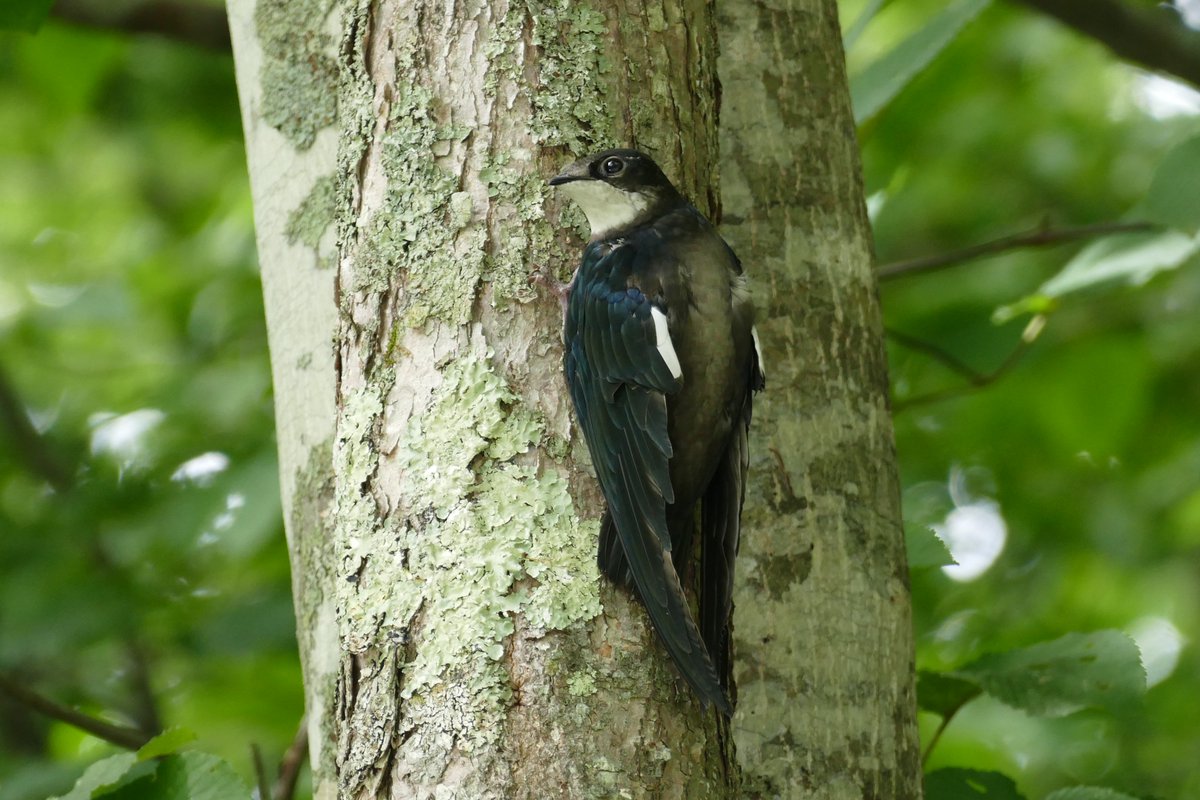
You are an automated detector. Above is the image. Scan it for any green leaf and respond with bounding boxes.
[153,753,251,800]
[917,669,982,717]
[843,0,888,49]
[135,727,198,761]
[954,630,1146,717]
[906,522,957,568]
[0,0,56,32]
[1036,230,1199,299]
[850,0,992,125]
[1144,134,1200,234]
[48,753,137,800]
[1045,788,1141,800]
[925,768,1027,800]
[94,754,251,800]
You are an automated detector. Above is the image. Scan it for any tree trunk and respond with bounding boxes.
[719,1,922,798]
[228,0,921,795]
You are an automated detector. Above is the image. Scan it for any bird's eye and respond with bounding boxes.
[602,157,624,176]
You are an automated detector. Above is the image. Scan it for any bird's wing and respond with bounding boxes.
[700,320,763,691]
[700,394,750,691]
[565,272,730,714]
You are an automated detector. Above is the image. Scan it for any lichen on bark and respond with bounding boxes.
[285,173,337,258]
[333,343,601,782]
[254,0,339,149]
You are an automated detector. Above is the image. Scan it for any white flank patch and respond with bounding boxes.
[650,307,683,379]
[751,325,765,375]
[561,180,651,238]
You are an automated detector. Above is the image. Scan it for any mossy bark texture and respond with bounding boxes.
[231,0,921,795]
[719,1,923,798]
[232,0,746,797]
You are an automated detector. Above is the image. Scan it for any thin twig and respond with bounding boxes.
[889,316,1047,410]
[252,743,271,800]
[922,704,962,766]
[0,673,151,750]
[877,221,1156,281]
[273,716,309,800]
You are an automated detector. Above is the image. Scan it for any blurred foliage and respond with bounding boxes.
[0,1,1198,799]
[848,0,1200,797]
[0,21,301,800]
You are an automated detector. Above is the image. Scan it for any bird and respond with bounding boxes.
[547,148,764,714]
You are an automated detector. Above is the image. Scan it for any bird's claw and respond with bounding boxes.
[530,267,572,313]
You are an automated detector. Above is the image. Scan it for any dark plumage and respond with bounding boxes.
[549,148,764,714]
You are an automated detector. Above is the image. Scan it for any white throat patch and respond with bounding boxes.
[560,180,652,239]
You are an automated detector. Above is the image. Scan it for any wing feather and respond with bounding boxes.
[565,247,729,713]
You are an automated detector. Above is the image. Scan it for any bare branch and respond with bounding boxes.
[272,716,309,800]
[1010,0,1200,89]
[877,220,1156,281]
[0,672,151,750]
[888,316,1047,410]
[51,0,231,53]
[251,743,272,800]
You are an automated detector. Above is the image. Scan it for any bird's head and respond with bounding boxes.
[549,149,684,240]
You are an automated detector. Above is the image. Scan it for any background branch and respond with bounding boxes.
[0,673,152,750]
[272,717,309,800]
[877,220,1156,281]
[51,0,231,52]
[1011,0,1200,89]
[888,316,1047,409]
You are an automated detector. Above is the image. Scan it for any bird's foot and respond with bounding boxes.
[530,268,572,313]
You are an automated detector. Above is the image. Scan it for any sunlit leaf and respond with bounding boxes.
[49,753,137,800]
[997,230,1199,320]
[91,753,250,800]
[954,631,1146,717]
[1038,230,1199,298]
[145,753,250,800]
[926,768,1026,800]
[842,0,888,49]
[850,0,992,125]
[135,728,198,762]
[1144,134,1200,234]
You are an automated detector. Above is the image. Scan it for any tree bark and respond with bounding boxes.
[231,0,739,796]
[719,1,922,798]
[229,0,921,795]
[226,0,343,793]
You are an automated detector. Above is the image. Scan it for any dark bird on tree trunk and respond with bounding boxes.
[548,148,764,715]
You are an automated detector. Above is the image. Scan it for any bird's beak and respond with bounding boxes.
[548,157,591,187]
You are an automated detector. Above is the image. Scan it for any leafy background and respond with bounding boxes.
[1,0,1198,798]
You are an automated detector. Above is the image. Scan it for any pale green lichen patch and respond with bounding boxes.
[355,90,483,327]
[485,1,617,155]
[285,174,337,261]
[525,2,616,152]
[338,350,600,748]
[254,0,338,150]
[480,156,555,305]
[567,670,597,697]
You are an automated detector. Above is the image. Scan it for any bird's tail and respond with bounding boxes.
[598,512,732,715]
